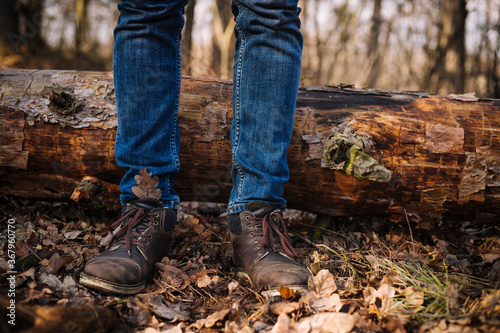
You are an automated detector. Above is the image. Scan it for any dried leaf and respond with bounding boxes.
[402,287,424,310]
[294,313,358,333]
[63,230,82,240]
[363,283,396,313]
[15,267,37,288]
[147,295,191,322]
[131,167,162,199]
[62,276,79,295]
[100,231,113,246]
[185,215,204,234]
[271,313,291,333]
[128,296,153,326]
[270,301,302,315]
[38,273,64,291]
[279,286,301,300]
[482,253,500,263]
[196,269,212,288]
[162,325,183,333]
[0,301,119,333]
[15,239,31,259]
[228,281,239,293]
[156,261,191,290]
[308,269,337,297]
[196,308,230,329]
[39,252,73,275]
[0,257,10,272]
[309,294,343,313]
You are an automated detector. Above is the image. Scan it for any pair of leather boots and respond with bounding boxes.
[80,198,310,295]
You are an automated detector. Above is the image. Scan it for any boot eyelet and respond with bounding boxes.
[154,213,159,218]
[145,241,150,245]
[247,224,252,229]
[153,222,159,226]
[245,216,250,221]
[249,232,253,237]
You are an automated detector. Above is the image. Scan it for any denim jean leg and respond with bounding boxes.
[228,0,303,214]
[114,0,187,208]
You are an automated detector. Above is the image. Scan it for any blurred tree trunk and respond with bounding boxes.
[182,0,197,76]
[75,0,89,56]
[325,0,360,85]
[212,0,234,79]
[19,0,45,54]
[0,0,19,58]
[485,1,500,99]
[491,50,500,99]
[425,0,467,94]
[363,0,382,88]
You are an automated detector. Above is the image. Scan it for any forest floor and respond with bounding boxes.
[1,197,499,333]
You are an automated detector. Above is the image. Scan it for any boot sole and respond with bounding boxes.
[235,268,308,298]
[79,272,147,295]
[261,286,308,298]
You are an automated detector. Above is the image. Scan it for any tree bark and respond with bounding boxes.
[1,69,499,223]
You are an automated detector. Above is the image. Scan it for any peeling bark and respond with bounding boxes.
[1,69,499,223]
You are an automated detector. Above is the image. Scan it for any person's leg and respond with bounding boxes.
[114,0,187,209]
[227,0,310,292]
[228,0,303,214]
[80,0,187,295]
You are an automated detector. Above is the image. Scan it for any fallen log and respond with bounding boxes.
[1,69,499,223]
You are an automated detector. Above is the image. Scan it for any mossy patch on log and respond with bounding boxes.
[323,132,392,182]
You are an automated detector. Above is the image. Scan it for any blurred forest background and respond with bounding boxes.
[0,0,499,97]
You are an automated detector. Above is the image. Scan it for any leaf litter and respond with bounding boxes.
[0,196,499,333]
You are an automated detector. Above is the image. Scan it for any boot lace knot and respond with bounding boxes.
[108,207,156,256]
[248,212,297,259]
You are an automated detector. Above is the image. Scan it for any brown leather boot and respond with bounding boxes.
[228,201,310,294]
[79,198,176,295]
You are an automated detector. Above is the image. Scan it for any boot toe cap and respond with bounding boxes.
[253,261,310,289]
[83,257,144,285]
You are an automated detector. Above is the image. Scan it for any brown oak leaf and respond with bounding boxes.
[308,269,337,297]
[132,167,162,199]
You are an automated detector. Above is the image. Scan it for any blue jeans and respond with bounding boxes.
[114,0,303,214]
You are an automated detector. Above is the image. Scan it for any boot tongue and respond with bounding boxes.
[246,201,279,218]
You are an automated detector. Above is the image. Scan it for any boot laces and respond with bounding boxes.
[249,212,298,258]
[108,207,155,256]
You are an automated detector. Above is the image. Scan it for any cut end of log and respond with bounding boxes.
[70,176,103,202]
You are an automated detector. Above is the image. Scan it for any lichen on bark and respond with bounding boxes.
[322,132,392,183]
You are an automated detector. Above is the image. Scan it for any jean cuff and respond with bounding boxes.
[120,197,180,210]
[227,202,286,215]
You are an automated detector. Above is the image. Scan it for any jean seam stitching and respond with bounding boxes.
[232,3,246,205]
[168,27,183,198]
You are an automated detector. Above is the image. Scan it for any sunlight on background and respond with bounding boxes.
[5,0,500,96]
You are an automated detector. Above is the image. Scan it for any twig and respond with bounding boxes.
[404,209,416,256]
